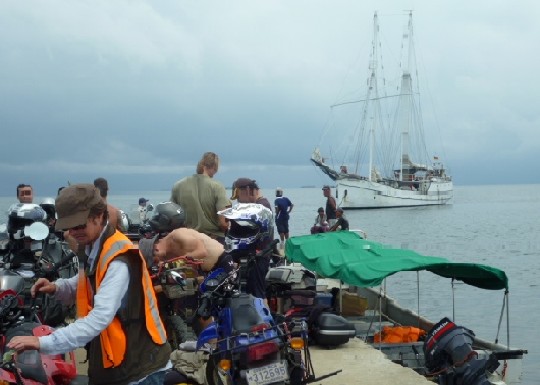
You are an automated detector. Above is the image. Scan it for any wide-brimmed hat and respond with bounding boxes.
[55,184,103,231]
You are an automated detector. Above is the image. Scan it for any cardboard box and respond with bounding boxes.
[341,291,368,316]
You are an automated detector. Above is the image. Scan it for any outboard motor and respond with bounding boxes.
[424,317,499,385]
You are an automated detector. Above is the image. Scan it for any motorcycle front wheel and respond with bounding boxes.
[205,358,228,385]
[166,315,188,350]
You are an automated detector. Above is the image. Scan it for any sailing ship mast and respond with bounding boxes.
[398,11,415,182]
[367,12,381,182]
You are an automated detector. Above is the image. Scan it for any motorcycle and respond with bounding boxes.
[265,267,356,348]
[0,269,84,384]
[150,256,202,348]
[176,240,340,385]
[0,206,78,327]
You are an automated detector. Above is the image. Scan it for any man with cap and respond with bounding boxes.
[7,184,171,385]
[138,197,151,224]
[322,185,337,227]
[230,178,279,297]
[230,178,272,211]
[274,187,293,249]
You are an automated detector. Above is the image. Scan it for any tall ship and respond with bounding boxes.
[311,12,453,209]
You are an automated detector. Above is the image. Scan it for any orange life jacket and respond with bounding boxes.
[76,231,167,368]
[373,326,426,344]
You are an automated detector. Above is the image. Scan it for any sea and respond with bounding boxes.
[1,184,539,384]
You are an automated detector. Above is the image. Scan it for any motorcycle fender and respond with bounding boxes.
[196,322,218,350]
[33,324,55,337]
[217,367,231,385]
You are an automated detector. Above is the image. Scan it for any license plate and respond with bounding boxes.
[246,361,289,385]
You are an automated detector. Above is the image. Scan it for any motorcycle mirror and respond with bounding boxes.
[168,270,186,286]
[24,222,49,241]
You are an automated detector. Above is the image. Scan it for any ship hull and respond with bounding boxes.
[337,178,453,209]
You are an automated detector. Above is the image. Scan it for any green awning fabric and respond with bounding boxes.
[285,231,508,291]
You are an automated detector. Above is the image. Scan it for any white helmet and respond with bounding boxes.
[7,203,47,239]
[40,197,56,221]
[219,203,273,253]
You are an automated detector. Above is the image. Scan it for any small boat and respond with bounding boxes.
[311,12,453,209]
[285,232,527,384]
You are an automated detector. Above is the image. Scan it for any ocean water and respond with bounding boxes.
[1,184,539,383]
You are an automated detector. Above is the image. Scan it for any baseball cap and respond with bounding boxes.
[139,197,149,204]
[55,184,103,231]
[230,178,258,199]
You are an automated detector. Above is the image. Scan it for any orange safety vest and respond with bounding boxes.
[373,326,426,344]
[76,231,167,368]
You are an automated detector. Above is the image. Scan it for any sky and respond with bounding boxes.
[1,0,539,197]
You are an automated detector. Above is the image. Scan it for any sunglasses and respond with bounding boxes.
[67,224,87,231]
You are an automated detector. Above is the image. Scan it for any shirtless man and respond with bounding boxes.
[138,201,234,339]
[153,227,233,273]
[138,202,233,274]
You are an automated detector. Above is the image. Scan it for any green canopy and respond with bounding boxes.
[285,231,508,291]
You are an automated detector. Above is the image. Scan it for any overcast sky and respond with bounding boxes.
[1,1,539,197]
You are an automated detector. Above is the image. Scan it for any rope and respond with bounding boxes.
[494,290,507,344]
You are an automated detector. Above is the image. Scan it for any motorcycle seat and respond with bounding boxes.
[6,323,48,384]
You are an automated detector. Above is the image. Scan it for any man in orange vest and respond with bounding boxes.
[8,184,171,385]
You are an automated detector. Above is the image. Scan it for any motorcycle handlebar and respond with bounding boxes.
[255,239,280,259]
[56,250,76,270]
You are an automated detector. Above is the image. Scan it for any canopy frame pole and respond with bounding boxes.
[416,271,420,329]
[339,280,343,315]
[451,278,456,321]
[506,291,510,349]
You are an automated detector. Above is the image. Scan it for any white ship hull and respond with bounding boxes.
[337,178,453,209]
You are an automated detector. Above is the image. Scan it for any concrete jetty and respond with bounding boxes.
[308,338,432,384]
[74,338,431,384]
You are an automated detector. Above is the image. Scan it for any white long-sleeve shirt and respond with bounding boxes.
[39,226,129,355]
[38,226,171,383]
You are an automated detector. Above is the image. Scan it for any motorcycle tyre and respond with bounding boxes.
[68,374,89,385]
[167,315,188,350]
[288,350,304,385]
[205,358,225,385]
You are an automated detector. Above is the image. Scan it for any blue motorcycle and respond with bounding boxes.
[195,240,310,385]
[166,203,341,385]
